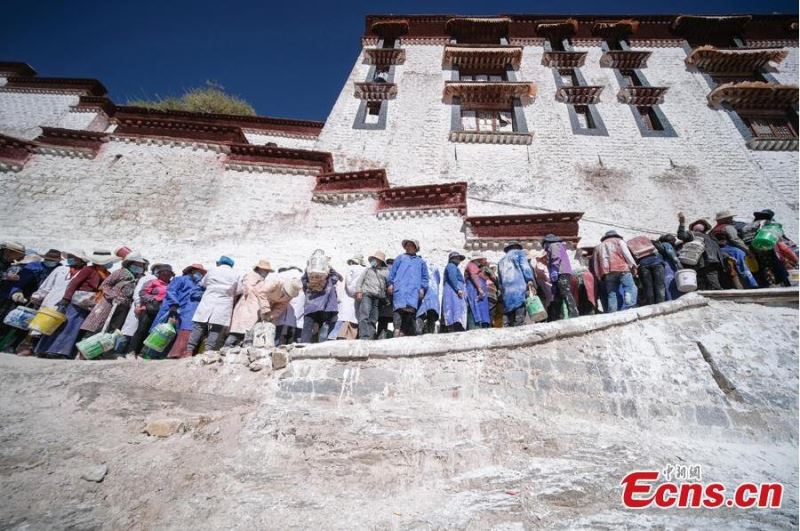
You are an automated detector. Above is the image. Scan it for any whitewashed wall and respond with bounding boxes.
[315,42,799,245]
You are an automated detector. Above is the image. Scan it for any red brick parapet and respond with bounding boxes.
[0,134,36,171]
[363,48,406,66]
[541,51,587,68]
[225,143,334,175]
[599,50,651,69]
[35,127,108,158]
[313,169,389,203]
[1,76,106,96]
[617,86,669,106]
[707,81,799,110]
[685,46,789,75]
[113,116,248,147]
[464,212,583,250]
[443,45,523,71]
[555,85,604,104]
[0,62,36,77]
[376,182,467,218]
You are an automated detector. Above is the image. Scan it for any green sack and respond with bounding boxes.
[525,294,548,322]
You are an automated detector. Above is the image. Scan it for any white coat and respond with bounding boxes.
[337,264,365,324]
[31,265,76,310]
[120,274,155,336]
[192,265,242,327]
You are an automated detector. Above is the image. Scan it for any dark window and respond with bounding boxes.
[638,106,664,131]
[574,105,596,129]
[620,70,642,87]
[382,38,396,49]
[364,101,382,125]
[711,72,766,85]
[461,109,514,133]
[559,69,578,87]
[605,39,623,50]
[549,38,566,51]
[373,66,390,83]
[743,114,798,140]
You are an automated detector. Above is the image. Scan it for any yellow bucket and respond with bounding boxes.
[28,307,67,336]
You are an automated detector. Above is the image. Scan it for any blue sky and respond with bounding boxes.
[1,1,796,121]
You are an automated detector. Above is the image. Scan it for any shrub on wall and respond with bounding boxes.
[127,81,256,116]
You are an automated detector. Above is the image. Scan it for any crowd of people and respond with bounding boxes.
[0,208,796,360]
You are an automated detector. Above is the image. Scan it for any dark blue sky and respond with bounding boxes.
[2,1,796,121]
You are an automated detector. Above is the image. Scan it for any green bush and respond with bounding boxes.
[127,82,256,116]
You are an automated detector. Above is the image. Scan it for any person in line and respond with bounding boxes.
[274,267,304,345]
[741,209,790,287]
[355,251,388,340]
[654,235,681,300]
[186,256,241,355]
[126,264,173,355]
[415,261,440,335]
[80,252,148,339]
[35,250,119,358]
[146,263,206,359]
[716,233,758,289]
[225,259,275,347]
[301,255,341,344]
[441,251,467,333]
[592,231,637,313]
[710,211,748,253]
[0,242,25,278]
[497,241,534,327]
[118,262,155,354]
[676,213,724,290]
[376,258,396,338]
[635,240,666,306]
[334,255,366,340]
[464,255,491,330]
[528,249,553,315]
[542,234,579,320]
[387,239,429,337]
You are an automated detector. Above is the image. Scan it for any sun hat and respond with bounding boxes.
[601,230,623,242]
[122,251,147,266]
[401,239,420,252]
[503,241,523,252]
[448,251,466,261]
[182,263,207,275]
[715,210,735,221]
[368,251,387,265]
[1,242,25,254]
[689,219,712,232]
[89,249,120,266]
[152,263,174,275]
[347,254,366,266]
[254,259,274,272]
[217,255,235,267]
[543,234,561,244]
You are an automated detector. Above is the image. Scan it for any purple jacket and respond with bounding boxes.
[544,241,573,279]
[302,270,340,314]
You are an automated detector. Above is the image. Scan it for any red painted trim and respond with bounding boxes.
[364,14,798,42]
[0,62,36,77]
[314,169,389,193]
[377,182,467,214]
[36,127,108,152]
[465,212,583,241]
[114,116,249,145]
[0,133,36,166]
[114,106,323,137]
[227,143,334,172]
[3,76,106,96]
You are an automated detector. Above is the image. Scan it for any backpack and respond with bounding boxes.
[679,238,706,266]
[626,236,657,260]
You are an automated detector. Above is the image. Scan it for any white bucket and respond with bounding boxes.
[676,269,698,293]
[789,269,799,287]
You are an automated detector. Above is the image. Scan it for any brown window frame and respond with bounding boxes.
[461,108,515,133]
[741,112,798,140]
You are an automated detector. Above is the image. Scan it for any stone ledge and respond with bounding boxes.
[288,293,711,362]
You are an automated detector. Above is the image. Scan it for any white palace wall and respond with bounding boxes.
[0,33,797,271]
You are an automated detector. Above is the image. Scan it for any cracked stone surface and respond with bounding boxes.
[0,299,796,529]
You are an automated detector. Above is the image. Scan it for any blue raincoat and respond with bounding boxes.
[721,245,758,288]
[465,262,490,325]
[497,249,534,312]
[1,261,57,300]
[442,262,467,328]
[416,266,440,318]
[150,274,204,332]
[387,254,429,311]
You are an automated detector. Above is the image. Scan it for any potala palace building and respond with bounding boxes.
[0,14,797,269]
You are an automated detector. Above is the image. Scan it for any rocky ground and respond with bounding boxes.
[0,298,797,530]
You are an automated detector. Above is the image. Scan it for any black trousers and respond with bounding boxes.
[549,273,579,320]
[639,263,666,305]
[393,308,418,336]
[503,306,526,327]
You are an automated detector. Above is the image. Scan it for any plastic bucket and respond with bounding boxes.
[28,307,67,336]
[143,322,177,353]
[3,306,38,330]
[525,294,548,323]
[676,269,698,293]
[789,269,799,287]
[76,332,117,359]
[752,223,783,251]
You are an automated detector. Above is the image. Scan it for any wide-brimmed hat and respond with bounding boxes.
[504,241,523,252]
[753,209,775,220]
[543,233,561,244]
[347,254,366,266]
[42,249,62,261]
[715,210,735,221]
[217,255,234,267]
[689,219,712,232]
[254,259,274,272]
[122,251,147,266]
[448,251,466,262]
[368,251,386,265]
[1,241,25,254]
[401,239,420,252]
[152,263,174,275]
[283,278,302,298]
[182,263,207,275]
[89,249,120,266]
[65,249,90,263]
[601,230,623,242]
